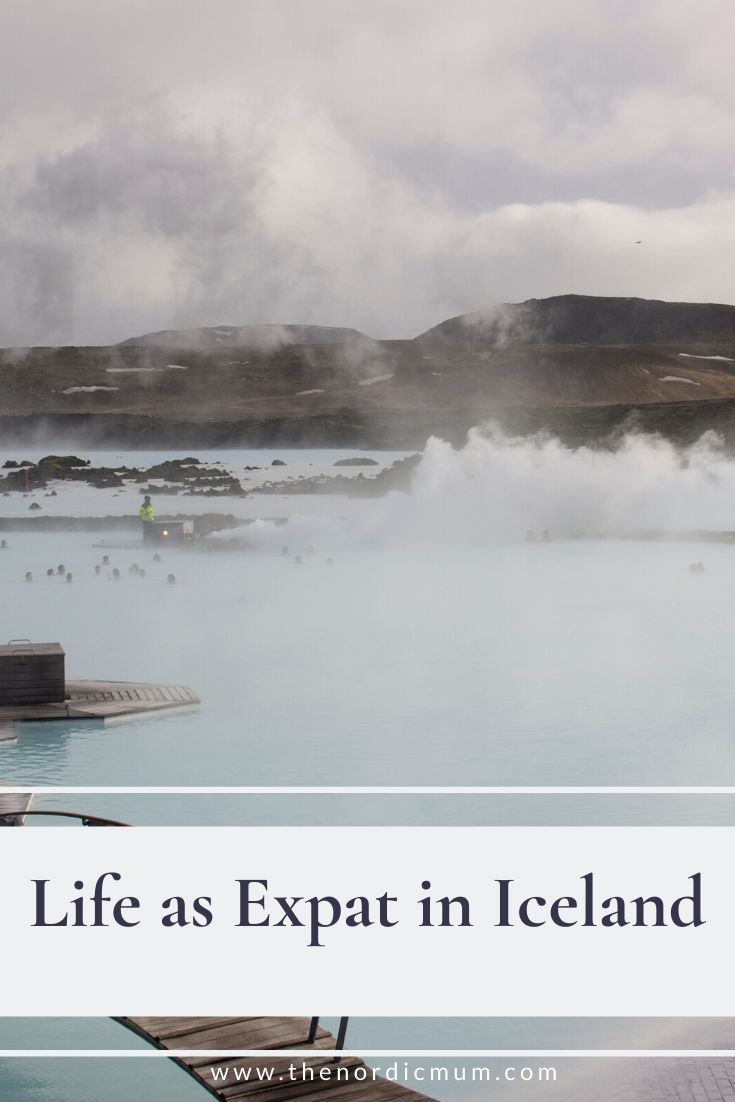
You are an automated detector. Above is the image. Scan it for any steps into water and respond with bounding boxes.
[118,1017,434,1102]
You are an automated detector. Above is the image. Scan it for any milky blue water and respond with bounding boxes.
[2,532,735,803]
[2,449,735,1099]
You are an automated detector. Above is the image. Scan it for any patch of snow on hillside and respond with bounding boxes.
[679,353,735,362]
[63,385,120,394]
[358,373,394,386]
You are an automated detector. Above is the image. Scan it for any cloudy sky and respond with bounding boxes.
[2,0,734,345]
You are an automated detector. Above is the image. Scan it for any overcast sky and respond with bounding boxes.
[2,0,734,345]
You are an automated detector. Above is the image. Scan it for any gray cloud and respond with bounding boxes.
[1,1,734,345]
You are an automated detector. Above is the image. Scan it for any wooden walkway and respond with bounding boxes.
[0,783,32,825]
[118,1017,434,1102]
[0,679,199,722]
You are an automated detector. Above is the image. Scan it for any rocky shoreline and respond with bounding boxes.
[0,452,421,505]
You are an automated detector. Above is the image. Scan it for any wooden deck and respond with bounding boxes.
[0,679,199,723]
[118,1017,434,1102]
[0,783,32,825]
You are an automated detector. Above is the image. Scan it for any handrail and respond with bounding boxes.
[0,809,129,827]
[308,1016,350,1060]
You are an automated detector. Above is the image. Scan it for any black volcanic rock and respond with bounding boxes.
[333,457,379,466]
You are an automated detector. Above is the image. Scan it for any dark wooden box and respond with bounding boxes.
[0,642,65,705]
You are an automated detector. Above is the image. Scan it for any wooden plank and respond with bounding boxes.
[213,1058,364,1099]
[119,1017,436,1102]
[169,1018,328,1052]
[222,1073,419,1102]
[0,679,199,722]
[0,783,32,825]
[201,1039,342,1082]
[201,1052,360,1084]
[130,1016,260,1041]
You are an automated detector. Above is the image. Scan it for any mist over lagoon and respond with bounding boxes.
[3,437,735,803]
[3,432,735,1101]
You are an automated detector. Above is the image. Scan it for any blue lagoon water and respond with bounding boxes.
[2,448,735,1099]
[1,533,735,800]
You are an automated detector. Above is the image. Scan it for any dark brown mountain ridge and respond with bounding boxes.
[4,295,735,448]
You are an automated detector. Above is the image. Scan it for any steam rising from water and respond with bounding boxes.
[397,428,735,540]
[222,428,735,551]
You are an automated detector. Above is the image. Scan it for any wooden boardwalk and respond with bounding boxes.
[118,1017,434,1102]
[0,783,32,825]
[0,679,199,723]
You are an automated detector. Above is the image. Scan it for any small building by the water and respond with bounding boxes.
[144,519,194,545]
[0,639,198,723]
[0,642,65,706]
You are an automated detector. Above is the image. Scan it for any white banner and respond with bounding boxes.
[0,826,724,1017]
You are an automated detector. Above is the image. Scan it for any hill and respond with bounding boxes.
[419,294,735,347]
[118,323,372,349]
[4,295,735,448]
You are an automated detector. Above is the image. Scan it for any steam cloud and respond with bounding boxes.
[2,1,735,344]
[221,428,735,551]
